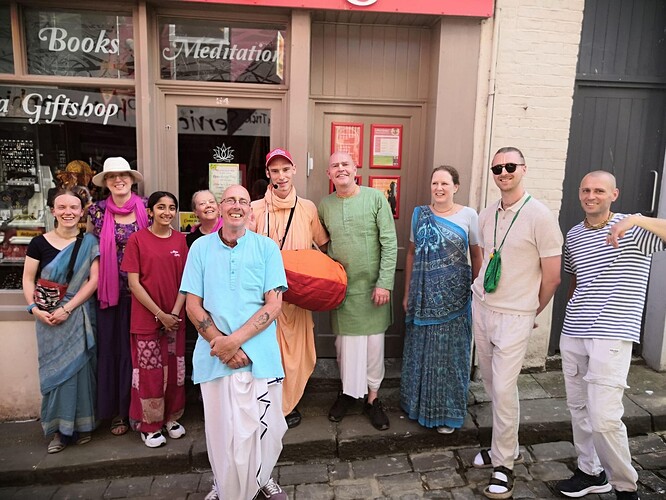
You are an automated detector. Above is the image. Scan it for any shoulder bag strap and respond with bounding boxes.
[65,233,84,283]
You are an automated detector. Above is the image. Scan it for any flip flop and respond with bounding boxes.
[110,417,129,436]
[75,432,92,445]
[47,434,66,454]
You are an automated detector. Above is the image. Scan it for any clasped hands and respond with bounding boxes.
[209,334,250,369]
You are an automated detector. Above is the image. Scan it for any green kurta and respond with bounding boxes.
[318,187,398,335]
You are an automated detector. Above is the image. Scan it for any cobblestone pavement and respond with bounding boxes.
[1,433,665,499]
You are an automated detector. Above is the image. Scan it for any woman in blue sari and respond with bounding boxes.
[401,166,482,434]
[22,189,100,453]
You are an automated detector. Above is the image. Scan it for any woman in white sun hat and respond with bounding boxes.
[88,157,148,437]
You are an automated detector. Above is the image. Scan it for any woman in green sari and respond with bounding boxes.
[22,189,100,453]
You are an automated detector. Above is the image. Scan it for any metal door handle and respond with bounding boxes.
[649,170,659,214]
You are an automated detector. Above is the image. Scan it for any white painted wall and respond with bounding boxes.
[476,0,585,369]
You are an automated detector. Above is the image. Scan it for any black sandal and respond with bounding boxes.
[483,465,514,499]
[473,448,524,469]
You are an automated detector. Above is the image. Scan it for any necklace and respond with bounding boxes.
[336,185,359,199]
[219,228,239,248]
[150,225,172,238]
[584,212,614,230]
[54,228,78,239]
[431,203,455,215]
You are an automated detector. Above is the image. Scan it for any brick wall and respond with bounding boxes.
[487,0,584,212]
[485,0,584,367]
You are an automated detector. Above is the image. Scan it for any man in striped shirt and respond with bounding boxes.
[556,171,666,500]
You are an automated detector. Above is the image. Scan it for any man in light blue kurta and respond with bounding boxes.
[319,152,398,431]
[181,185,288,500]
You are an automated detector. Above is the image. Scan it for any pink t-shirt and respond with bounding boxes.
[121,228,189,334]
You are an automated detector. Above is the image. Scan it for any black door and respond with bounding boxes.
[549,0,666,353]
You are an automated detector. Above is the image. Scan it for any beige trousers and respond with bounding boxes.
[472,298,535,469]
[560,335,638,492]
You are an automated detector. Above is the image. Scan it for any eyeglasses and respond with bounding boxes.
[221,197,250,206]
[490,163,524,175]
[105,172,131,180]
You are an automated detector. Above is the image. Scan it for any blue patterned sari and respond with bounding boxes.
[36,233,99,438]
[400,206,472,429]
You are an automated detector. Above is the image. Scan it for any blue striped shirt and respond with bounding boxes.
[562,213,664,343]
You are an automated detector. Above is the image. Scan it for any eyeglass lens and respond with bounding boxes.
[491,163,519,175]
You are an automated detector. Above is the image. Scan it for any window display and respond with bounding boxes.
[0,86,136,290]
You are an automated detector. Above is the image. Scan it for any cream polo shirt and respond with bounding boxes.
[471,192,563,315]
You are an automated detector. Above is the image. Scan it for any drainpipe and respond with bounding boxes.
[480,7,502,208]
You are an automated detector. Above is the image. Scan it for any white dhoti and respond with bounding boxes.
[201,373,287,500]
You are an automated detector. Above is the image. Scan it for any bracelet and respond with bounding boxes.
[154,310,163,322]
[169,312,180,319]
[27,303,37,314]
[62,305,71,315]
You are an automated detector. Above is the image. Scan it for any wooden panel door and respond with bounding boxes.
[309,102,426,358]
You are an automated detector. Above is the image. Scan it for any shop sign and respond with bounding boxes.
[160,18,285,83]
[178,0,494,17]
[0,87,135,127]
[23,9,134,78]
[0,86,269,136]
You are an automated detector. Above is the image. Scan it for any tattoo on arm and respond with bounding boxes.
[252,312,270,331]
[197,316,213,334]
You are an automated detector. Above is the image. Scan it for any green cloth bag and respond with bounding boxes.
[483,249,501,293]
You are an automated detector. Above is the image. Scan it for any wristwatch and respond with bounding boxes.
[27,303,37,314]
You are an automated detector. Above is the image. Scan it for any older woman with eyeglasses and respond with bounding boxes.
[88,157,148,437]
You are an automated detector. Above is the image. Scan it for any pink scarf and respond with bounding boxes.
[190,217,223,234]
[98,193,148,309]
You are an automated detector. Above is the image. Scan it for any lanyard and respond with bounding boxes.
[266,197,297,250]
[492,195,531,254]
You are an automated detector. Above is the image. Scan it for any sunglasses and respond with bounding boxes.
[491,163,524,175]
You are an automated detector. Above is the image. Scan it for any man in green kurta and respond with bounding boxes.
[318,151,398,430]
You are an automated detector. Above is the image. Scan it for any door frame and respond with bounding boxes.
[156,88,286,198]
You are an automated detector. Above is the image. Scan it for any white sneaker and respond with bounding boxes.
[204,485,219,500]
[164,420,186,439]
[141,430,166,448]
[437,426,455,434]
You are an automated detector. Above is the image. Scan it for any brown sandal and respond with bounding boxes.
[110,417,129,436]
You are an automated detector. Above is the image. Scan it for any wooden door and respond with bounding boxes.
[309,102,426,358]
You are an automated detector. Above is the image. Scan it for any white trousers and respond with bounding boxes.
[560,335,638,492]
[335,333,385,399]
[200,373,287,500]
[472,298,535,468]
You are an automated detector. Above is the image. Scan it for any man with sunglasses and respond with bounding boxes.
[471,147,563,499]
[555,171,666,500]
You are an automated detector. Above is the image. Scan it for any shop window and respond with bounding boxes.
[0,5,12,74]
[24,8,134,78]
[159,17,286,84]
[0,85,136,290]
